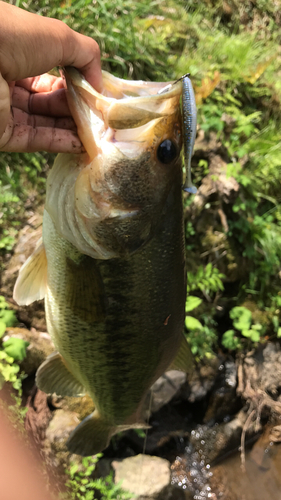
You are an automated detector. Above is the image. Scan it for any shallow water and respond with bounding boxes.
[213,435,281,500]
[171,427,281,500]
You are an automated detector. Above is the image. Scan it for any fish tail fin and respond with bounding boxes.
[67,412,150,456]
[66,411,114,456]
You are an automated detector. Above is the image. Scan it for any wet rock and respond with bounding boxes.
[204,360,240,423]
[189,409,248,464]
[146,371,187,415]
[4,326,53,375]
[112,454,184,500]
[171,452,215,500]
[185,358,220,403]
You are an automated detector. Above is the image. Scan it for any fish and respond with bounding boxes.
[13,68,193,457]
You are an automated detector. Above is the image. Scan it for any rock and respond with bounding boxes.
[44,409,79,467]
[185,358,220,403]
[46,410,78,450]
[112,454,184,500]
[203,359,240,423]
[145,370,187,416]
[4,326,54,375]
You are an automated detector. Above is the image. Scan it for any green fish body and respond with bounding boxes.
[14,69,192,456]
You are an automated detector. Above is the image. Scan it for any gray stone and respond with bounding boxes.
[112,454,184,500]
[45,410,79,456]
[185,358,220,403]
[147,370,187,415]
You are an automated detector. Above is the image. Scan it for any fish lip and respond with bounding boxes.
[63,66,183,101]
[63,66,183,162]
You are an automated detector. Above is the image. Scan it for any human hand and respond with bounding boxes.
[0,1,102,154]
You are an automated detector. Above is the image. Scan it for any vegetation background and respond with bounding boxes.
[0,0,281,498]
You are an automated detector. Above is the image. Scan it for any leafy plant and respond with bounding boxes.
[0,296,17,337]
[187,263,225,299]
[222,306,265,350]
[65,456,131,500]
[185,295,218,359]
[0,295,28,391]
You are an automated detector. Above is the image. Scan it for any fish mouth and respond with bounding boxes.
[63,67,183,161]
[46,68,183,259]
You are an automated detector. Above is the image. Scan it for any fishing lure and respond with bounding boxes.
[182,74,197,194]
[158,74,197,194]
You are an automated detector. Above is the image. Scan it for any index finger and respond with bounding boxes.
[16,74,65,93]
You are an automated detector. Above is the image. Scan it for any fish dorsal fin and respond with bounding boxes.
[13,238,47,306]
[169,333,194,373]
[36,351,85,397]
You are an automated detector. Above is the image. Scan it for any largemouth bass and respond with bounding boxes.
[14,68,193,456]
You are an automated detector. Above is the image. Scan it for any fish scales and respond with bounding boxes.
[43,174,184,421]
[14,68,193,456]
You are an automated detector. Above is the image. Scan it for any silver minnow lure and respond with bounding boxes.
[158,73,197,193]
[182,75,197,194]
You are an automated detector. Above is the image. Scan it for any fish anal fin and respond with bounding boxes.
[13,238,47,306]
[169,333,194,373]
[36,351,85,397]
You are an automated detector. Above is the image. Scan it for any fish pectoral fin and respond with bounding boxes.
[67,411,113,456]
[13,238,47,306]
[169,333,194,373]
[36,351,85,397]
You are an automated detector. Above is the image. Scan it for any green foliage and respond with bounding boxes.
[0,337,28,392]
[0,296,17,337]
[65,456,131,500]
[185,296,203,312]
[0,296,28,397]
[2,338,29,362]
[222,306,266,350]
[187,263,225,298]
[184,295,218,359]
[185,313,218,360]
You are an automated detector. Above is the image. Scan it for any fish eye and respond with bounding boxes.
[157,139,178,164]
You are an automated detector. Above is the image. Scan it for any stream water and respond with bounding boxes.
[170,426,281,500]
